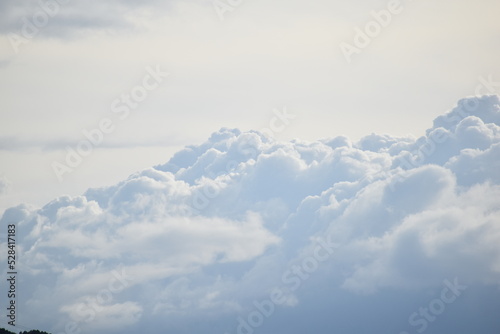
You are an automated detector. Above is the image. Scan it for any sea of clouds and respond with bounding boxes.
[1,95,500,333]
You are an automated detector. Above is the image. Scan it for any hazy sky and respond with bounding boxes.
[0,0,499,211]
[1,1,500,333]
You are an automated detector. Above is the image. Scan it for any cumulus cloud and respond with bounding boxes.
[1,95,500,333]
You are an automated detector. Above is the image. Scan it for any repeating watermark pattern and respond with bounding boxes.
[340,0,413,64]
[7,0,70,54]
[58,268,134,334]
[213,0,245,21]
[222,73,495,331]
[226,236,337,334]
[225,224,467,334]
[192,107,296,212]
[51,65,169,183]
[399,278,467,334]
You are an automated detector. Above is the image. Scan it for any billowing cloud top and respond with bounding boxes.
[1,95,500,333]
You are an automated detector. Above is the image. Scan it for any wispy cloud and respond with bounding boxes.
[0,135,186,151]
[0,0,177,36]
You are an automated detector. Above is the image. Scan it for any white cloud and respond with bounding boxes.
[1,95,500,333]
[340,181,500,294]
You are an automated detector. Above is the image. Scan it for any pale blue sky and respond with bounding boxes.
[0,0,499,210]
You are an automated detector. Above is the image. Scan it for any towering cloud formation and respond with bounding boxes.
[1,95,500,333]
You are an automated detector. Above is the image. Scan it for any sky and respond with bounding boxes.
[0,0,499,210]
[0,0,500,333]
